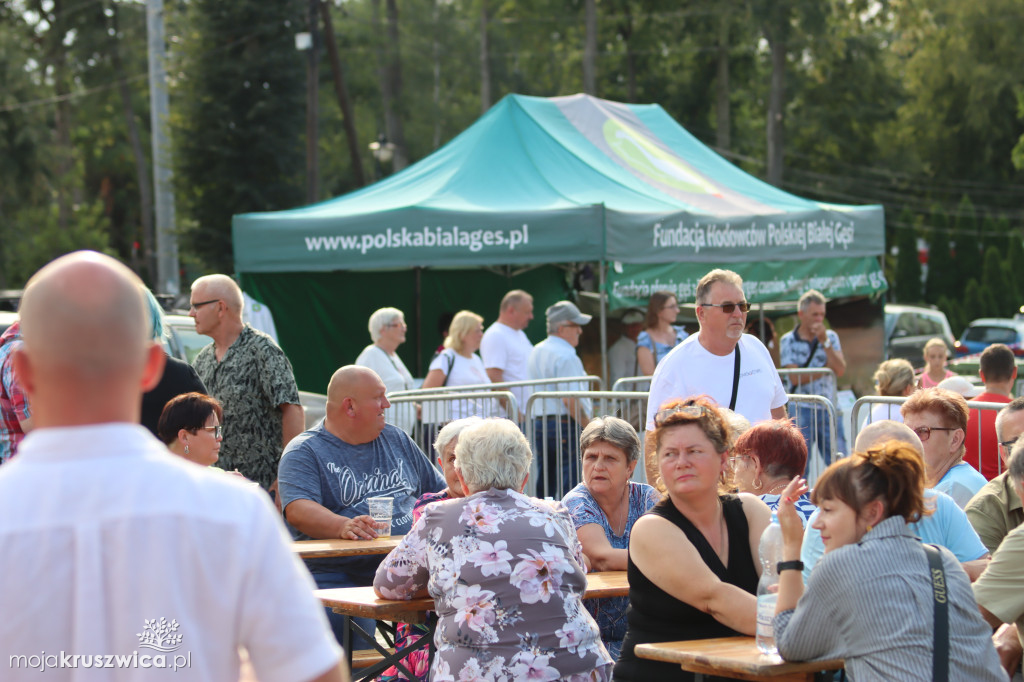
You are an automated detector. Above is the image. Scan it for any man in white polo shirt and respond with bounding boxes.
[481,289,535,413]
[0,252,344,682]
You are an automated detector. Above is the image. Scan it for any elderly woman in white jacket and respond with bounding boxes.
[354,307,415,433]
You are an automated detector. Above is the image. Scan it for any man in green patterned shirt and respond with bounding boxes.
[191,275,304,491]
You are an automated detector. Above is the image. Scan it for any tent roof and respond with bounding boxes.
[233,93,883,272]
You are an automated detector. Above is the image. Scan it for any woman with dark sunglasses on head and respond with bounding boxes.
[157,392,224,467]
[614,396,772,681]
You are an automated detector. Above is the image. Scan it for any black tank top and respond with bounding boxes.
[613,494,759,682]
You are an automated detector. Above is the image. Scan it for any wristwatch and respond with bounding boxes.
[777,560,804,573]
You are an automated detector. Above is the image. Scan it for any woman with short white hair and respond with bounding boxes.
[355,307,415,432]
[375,418,613,681]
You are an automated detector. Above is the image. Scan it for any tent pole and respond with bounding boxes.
[599,260,608,388]
[415,267,423,376]
[758,303,765,341]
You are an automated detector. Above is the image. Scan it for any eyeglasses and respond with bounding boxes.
[189,299,220,312]
[700,301,751,314]
[1000,437,1019,451]
[655,404,713,427]
[385,321,406,328]
[662,302,680,310]
[911,426,957,442]
[728,455,752,467]
[202,425,223,439]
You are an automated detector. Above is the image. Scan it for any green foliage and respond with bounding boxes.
[4,200,115,284]
[962,278,988,323]
[170,0,308,273]
[893,221,921,303]
[924,206,952,304]
[981,246,1012,317]
[937,294,966,338]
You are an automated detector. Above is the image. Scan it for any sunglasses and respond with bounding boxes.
[654,404,714,427]
[202,425,223,439]
[701,301,751,314]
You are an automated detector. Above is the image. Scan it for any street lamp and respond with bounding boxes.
[369,134,396,179]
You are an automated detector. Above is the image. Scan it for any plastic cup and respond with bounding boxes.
[366,497,394,537]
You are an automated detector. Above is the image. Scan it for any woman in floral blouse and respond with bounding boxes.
[374,418,613,682]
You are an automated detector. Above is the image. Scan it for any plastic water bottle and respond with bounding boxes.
[756,511,783,655]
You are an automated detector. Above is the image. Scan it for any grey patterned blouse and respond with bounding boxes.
[775,515,1004,681]
[374,487,613,682]
[193,325,300,489]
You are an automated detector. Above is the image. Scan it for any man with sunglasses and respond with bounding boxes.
[644,269,786,481]
[967,397,1024,554]
[190,274,304,492]
[902,387,988,509]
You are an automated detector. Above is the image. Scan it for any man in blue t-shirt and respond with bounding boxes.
[279,365,445,647]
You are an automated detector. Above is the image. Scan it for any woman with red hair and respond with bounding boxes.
[731,419,816,524]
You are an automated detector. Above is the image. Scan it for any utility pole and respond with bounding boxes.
[306,0,320,204]
[146,0,180,294]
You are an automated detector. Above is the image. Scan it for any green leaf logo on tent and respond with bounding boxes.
[603,118,721,197]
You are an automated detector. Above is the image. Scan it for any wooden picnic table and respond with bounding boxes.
[635,636,844,682]
[291,535,403,559]
[315,570,629,681]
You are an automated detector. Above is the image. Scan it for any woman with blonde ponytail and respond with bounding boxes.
[769,443,1003,680]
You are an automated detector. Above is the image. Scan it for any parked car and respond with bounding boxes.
[884,304,956,368]
[955,318,1024,357]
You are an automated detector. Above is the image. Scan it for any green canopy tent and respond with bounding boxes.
[233,93,885,391]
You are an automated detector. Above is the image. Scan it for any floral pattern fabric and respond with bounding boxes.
[561,482,660,659]
[374,487,613,682]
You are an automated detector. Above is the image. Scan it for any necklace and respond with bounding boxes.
[764,481,788,496]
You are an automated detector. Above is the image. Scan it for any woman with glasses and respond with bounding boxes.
[614,396,771,681]
[157,392,224,467]
[636,291,688,375]
[772,445,1003,680]
[731,419,816,525]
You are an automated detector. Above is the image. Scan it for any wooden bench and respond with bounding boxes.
[351,648,394,669]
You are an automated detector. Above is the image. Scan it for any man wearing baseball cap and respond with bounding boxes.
[528,301,593,498]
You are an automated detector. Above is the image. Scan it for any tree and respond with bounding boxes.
[924,206,952,304]
[171,0,308,273]
[961,278,989,323]
[893,221,921,303]
[951,195,981,295]
[937,294,966,339]
[981,246,1012,317]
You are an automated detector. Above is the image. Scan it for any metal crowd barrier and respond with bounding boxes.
[850,395,1010,477]
[524,391,649,499]
[612,376,652,392]
[849,396,909,443]
[784,394,839,486]
[388,376,604,399]
[386,390,518,455]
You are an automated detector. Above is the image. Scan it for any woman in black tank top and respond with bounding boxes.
[614,397,772,681]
